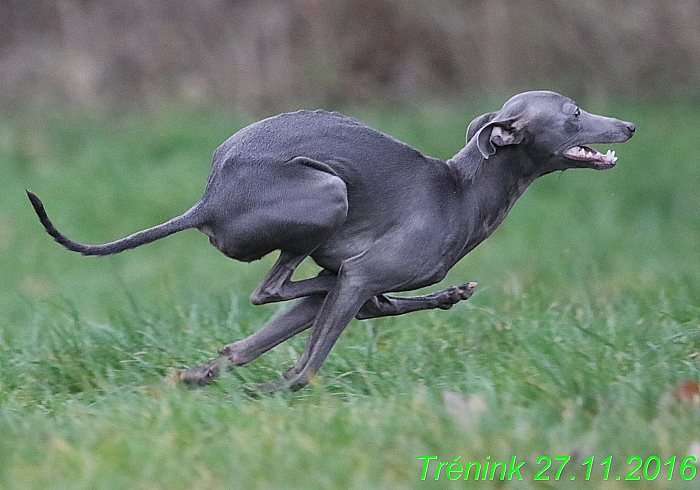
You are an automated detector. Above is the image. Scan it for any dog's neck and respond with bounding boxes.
[447,144,539,258]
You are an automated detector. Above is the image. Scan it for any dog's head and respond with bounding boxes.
[467,91,635,173]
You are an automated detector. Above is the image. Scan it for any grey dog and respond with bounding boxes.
[27,91,635,392]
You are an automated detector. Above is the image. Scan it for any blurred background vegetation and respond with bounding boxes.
[2,0,700,113]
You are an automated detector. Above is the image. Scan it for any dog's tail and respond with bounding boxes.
[26,190,205,256]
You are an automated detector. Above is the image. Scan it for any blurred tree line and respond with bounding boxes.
[1,0,699,111]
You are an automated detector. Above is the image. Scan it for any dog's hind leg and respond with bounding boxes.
[219,295,324,365]
[249,252,336,305]
[178,295,324,386]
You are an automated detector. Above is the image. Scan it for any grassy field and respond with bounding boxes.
[1,98,699,489]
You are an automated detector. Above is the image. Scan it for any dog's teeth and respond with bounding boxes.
[603,149,617,163]
[604,149,618,163]
[565,146,617,164]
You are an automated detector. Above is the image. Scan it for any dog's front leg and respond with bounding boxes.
[355,282,477,319]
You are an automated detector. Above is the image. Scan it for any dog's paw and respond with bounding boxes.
[241,378,292,397]
[176,359,221,387]
[438,282,477,309]
[243,371,313,396]
[458,281,478,300]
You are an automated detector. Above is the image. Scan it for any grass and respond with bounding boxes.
[1,98,699,489]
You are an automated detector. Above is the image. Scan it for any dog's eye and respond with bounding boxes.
[573,108,581,118]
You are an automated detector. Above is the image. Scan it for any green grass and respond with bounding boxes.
[1,99,700,489]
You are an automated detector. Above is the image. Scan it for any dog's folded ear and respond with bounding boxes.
[474,118,524,159]
[466,111,498,143]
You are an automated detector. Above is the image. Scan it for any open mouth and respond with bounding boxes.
[563,145,618,169]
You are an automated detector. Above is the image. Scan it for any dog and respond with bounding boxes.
[27,91,635,391]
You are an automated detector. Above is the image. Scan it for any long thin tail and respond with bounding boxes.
[26,191,205,256]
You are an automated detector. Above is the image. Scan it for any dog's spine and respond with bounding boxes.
[26,191,203,256]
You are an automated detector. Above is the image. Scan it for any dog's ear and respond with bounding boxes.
[474,119,524,159]
[466,111,498,143]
